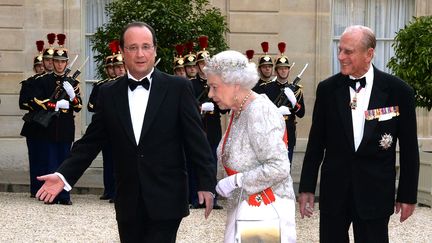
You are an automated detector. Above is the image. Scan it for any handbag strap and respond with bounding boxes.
[235,188,281,223]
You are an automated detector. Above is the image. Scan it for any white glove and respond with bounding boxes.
[284,87,297,107]
[55,99,70,111]
[201,102,214,112]
[63,81,76,101]
[278,105,291,115]
[216,173,243,198]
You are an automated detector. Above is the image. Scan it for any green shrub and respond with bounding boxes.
[388,16,432,110]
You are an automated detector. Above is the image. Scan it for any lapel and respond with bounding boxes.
[138,69,167,145]
[335,74,356,151]
[357,67,389,152]
[113,75,137,146]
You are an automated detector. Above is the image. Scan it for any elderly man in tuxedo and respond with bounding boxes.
[298,25,420,243]
[36,22,216,243]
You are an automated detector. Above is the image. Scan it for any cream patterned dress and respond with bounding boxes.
[218,93,296,243]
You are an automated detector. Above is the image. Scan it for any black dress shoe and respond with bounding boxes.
[58,199,73,205]
[99,194,111,200]
[213,204,223,210]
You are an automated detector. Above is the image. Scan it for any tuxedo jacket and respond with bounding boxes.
[58,69,216,221]
[299,67,419,219]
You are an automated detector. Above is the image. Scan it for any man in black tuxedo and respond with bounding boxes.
[298,25,420,243]
[36,22,216,243]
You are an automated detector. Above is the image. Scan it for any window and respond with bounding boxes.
[332,0,415,74]
[84,0,113,126]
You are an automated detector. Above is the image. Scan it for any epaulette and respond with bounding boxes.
[34,72,49,80]
[294,84,304,98]
[95,79,108,86]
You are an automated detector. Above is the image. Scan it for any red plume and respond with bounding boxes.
[47,33,56,46]
[198,36,208,50]
[57,34,66,47]
[36,40,44,53]
[186,41,194,53]
[175,44,185,57]
[278,42,286,54]
[245,50,254,60]
[261,42,269,53]
[109,40,120,54]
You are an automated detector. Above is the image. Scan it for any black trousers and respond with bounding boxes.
[117,200,182,243]
[320,199,390,243]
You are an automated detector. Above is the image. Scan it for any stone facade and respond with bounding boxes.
[0,0,430,189]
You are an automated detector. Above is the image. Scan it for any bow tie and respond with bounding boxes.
[348,77,366,90]
[128,78,150,91]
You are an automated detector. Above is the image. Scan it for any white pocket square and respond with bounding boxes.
[378,113,393,121]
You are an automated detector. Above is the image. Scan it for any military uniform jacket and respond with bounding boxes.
[33,72,82,142]
[191,75,227,145]
[262,80,305,147]
[252,78,270,94]
[87,78,116,112]
[19,72,47,138]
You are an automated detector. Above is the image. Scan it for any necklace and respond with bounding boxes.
[235,90,252,119]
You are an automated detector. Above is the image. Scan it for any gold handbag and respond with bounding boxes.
[235,189,281,243]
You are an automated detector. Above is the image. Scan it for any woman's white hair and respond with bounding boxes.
[203,50,258,89]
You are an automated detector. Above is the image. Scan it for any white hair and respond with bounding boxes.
[203,50,258,89]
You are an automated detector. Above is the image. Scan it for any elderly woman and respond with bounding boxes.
[204,50,296,243]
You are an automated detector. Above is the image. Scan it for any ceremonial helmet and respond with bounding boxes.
[196,36,210,62]
[274,42,290,68]
[173,44,185,70]
[183,41,197,66]
[53,34,69,60]
[104,55,114,67]
[43,33,56,59]
[245,49,255,63]
[258,42,273,67]
[110,40,124,66]
[33,40,44,66]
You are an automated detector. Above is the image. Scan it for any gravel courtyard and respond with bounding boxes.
[0,192,431,242]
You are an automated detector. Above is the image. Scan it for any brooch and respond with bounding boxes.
[379,133,393,150]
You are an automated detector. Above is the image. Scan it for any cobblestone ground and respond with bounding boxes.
[0,192,431,242]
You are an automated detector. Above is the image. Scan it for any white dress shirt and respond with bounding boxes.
[349,64,374,151]
[127,69,154,145]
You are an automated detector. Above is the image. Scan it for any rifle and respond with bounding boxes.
[274,63,308,107]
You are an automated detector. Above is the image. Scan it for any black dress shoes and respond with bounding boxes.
[213,204,223,210]
[44,199,73,205]
[99,194,111,200]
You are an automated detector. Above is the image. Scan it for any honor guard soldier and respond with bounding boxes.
[183,41,197,79]
[87,53,115,112]
[33,33,82,205]
[19,40,49,197]
[41,33,56,74]
[111,40,126,77]
[33,46,45,74]
[190,35,224,210]
[173,44,186,78]
[252,41,274,93]
[263,41,305,165]
[87,41,119,203]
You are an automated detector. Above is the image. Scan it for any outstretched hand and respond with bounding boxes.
[35,174,65,203]
[197,191,214,219]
